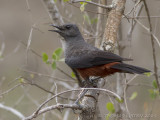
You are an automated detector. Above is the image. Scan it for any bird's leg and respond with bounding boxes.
[71,68,84,87]
[74,88,88,105]
[74,77,101,105]
[89,76,101,87]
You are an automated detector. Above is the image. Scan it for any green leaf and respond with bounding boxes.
[80,2,87,5]
[83,14,90,24]
[71,72,76,78]
[106,112,111,120]
[79,0,91,12]
[30,74,34,79]
[18,78,24,83]
[144,72,151,77]
[52,61,57,70]
[55,48,63,57]
[91,18,98,24]
[129,92,138,100]
[106,102,115,113]
[42,52,48,63]
[148,89,158,99]
[152,80,158,89]
[53,48,63,60]
[63,0,69,2]
[52,53,57,60]
[116,98,123,103]
[80,3,85,12]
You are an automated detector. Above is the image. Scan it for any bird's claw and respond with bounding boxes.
[88,76,101,87]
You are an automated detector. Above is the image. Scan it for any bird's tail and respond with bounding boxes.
[111,63,151,74]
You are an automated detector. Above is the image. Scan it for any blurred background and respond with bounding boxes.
[0,0,160,120]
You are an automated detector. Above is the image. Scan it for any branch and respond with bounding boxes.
[95,0,106,48]
[0,83,22,97]
[21,69,75,83]
[134,19,160,47]
[23,78,76,101]
[42,0,64,24]
[126,16,160,19]
[25,104,80,120]
[24,88,120,120]
[20,41,76,81]
[143,0,160,93]
[67,2,108,15]
[127,2,143,41]
[101,0,127,52]
[0,103,25,120]
[71,0,114,9]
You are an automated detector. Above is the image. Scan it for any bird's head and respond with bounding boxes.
[49,24,81,39]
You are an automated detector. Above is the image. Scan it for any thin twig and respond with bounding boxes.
[20,69,75,82]
[23,78,76,101]
[0,103,25,119]
[127,3,143,40]
[125,0,142,16]
[20,41,76,81]
[134,19,160,47]
[67,2,108,15]
[124,77,131,119]
[126,16,160,19]
[71,0,114,9]
[25,0,31,11]
[57,67,76,80]
[143,0,160,93]
[127,83,153,88]
[0,83,22,97]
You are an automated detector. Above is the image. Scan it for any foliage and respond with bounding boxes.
[148,80,159,99]
[80,0,91,12]
[42,48,63,70]
[129,92,138,100]
[71,72,76,78]
[106,102,115,120]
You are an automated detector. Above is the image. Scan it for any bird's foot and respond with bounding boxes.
[88,76,101,87]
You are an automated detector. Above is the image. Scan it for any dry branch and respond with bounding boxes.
[101,0,126,52]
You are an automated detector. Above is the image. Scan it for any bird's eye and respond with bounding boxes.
[65,25,71,29]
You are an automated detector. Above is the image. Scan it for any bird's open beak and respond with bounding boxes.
[48,24,63,33]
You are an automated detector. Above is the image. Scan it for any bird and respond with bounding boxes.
[49,24,150,87]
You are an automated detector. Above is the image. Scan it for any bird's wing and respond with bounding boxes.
[65,50,132,68]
